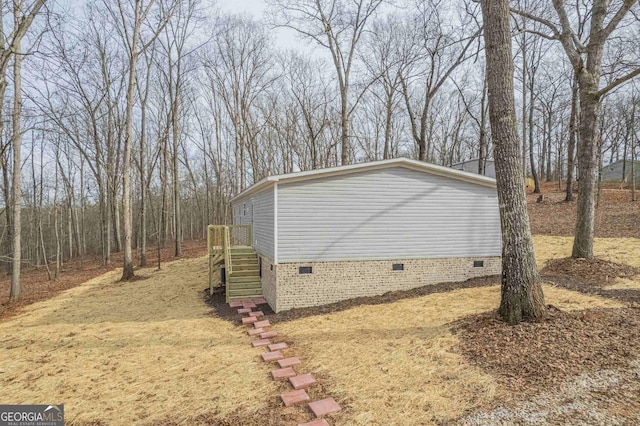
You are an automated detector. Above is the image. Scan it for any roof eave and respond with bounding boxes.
[230,158,496,204]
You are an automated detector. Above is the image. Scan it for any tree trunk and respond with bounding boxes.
[341,89,350,165]
[632,141,636,202]
[528,75,540,193]
[121,2,142,281]
[565,80,579,202]
[478,78,488,175]
[571,72,601,259]
[172,68,182,258]
[482,0,546,325]
[521,31,527,184]
[9,21,22,301]
[383,88,393,160]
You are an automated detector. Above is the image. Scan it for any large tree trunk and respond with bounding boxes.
[482,0,547,325]
[572,72,602,259]
[120,3,142,281]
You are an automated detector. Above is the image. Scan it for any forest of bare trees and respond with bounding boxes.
[1,0,638,297]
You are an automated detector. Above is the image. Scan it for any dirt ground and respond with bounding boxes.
[0,239,208,321]
[528,182,639,238]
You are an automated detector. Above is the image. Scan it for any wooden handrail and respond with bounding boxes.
[208,224,253,303]
[224,227,233,275]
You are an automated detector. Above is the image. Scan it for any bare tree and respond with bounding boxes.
[482,0,546,324]
[513,0,640,259]
[268,0,386,165]
[103,0,177,280]
[398,0,481,162]
[7,0,48,301]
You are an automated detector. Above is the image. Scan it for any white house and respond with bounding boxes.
[230,158,502,312]
[451,158,496,178]
[600,158,639,183]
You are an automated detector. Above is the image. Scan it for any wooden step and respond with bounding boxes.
[232,258,258,263]
[228,283,262,290]
[233,269,260,277]
[228,291,263,300]
[229,276,261,283]
[232,264,258,271]
[230,257,257,263]
[230,248,255,255]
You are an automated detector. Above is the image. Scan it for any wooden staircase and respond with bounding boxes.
[227,246,263,301]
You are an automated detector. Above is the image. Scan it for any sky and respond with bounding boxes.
[216,0,313,52]
[217,0,266,15]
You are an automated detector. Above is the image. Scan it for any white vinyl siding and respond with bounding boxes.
[252,188,275,259]
[233,187,275,259]
[276,166,501,263]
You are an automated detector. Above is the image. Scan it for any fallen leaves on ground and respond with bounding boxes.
[543,257,639,287]
[528,183,640,238]
[453,306,640,396]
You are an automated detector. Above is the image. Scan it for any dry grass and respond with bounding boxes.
[533,235,640,268]
[276,284,620,426]
[534,235,640,291]
[0,256,276,425]
[604,278,640,290]
[0,234,635,425]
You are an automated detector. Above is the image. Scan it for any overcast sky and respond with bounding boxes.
[217,0,267,15]
[216,0,313,52]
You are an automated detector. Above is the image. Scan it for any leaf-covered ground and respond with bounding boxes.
[527,184,640,238]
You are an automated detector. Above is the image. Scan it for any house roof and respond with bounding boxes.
[451,158,495,167]
[232,157,497,203]
[602,158,640,169]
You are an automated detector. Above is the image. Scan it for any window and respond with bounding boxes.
[392,263,404,271]
[243,203,247,216]
[259,257,262,278]
[474,261,484,268]
[299,266,313,275]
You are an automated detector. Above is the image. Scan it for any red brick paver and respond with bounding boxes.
[289,373,317,390]
[281,389,310,407]
[277,357,301,368]
[309,398,341,418]
[262,351,284,362]
[251,339,271,347]
[254,320,271,328]
[268,342,288,351]
[231,297,340,425]
[271,367,297,380]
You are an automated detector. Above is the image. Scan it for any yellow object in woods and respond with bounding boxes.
[526,177,535,190]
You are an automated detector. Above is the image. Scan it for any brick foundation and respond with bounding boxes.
[259,255,277,311]
[269,257,501,312]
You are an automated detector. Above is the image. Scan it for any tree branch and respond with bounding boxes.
[596,67,640,98]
